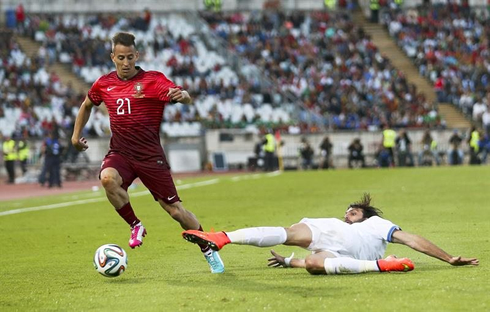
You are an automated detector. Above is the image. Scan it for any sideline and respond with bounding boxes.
[0,179,220,217]
[230,170,282,181]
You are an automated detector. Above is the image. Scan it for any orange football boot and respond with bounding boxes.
[182,230,231,251]
[377,256,414,272]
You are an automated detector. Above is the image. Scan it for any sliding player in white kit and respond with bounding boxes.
[182,194,479,274]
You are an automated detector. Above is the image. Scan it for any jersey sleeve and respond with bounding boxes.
[155,73,181,102]
[369,216,400,243]
[87,77,104,106]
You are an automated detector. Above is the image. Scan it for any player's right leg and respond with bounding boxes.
[304,253,414,274]
[100,154,142,248]
[182,223,313,251]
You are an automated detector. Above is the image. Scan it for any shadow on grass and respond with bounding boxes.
[101,277,149,284]
[162,267,390,298]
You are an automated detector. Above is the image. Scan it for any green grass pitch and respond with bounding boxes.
[0,166,489,311]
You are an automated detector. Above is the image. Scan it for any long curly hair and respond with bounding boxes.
[349,193,383,218]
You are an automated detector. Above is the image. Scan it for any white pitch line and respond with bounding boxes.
[265,170,282,177]
[230,171,282,182]
[0,179,220,217]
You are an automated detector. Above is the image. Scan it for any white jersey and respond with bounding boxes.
[299,216,399,260]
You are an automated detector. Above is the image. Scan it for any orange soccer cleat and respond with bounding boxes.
[182,230,231,251]
[377,256,414,272]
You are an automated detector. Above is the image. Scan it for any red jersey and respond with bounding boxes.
[87,67,179,161]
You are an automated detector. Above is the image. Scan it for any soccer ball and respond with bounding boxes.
[93,244,128,277]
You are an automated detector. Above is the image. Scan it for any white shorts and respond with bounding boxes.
[298,218,352,257]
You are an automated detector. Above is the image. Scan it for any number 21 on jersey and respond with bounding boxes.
[116,98,131,115]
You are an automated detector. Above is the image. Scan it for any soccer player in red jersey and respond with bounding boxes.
[71,32,224,273]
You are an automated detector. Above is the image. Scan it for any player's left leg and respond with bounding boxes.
[100,167,144,249]
[158,200,200,230]
[137,157,224,273]
[182,223,312,251]
[305,253,414,274]
[159,200,224,274]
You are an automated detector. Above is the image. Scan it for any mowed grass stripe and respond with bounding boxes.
[0,179,220,217]
[0,173,282,216]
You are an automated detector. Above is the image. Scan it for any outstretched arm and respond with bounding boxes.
[267,250,306,268]
[71,96,94,151]
[392,230,479,266]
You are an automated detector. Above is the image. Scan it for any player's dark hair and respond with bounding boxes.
[112,32,136,50]
[349,193,383,218]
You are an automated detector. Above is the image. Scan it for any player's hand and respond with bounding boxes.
[72,137,88,151]
[168,88,184,102]
[267,249,287,268]
[448,256,479,266]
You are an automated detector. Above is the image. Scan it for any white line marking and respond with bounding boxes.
[0,197,106,217]
[230,171,282,182]
[265,170,282,177]
[0,179,220,217]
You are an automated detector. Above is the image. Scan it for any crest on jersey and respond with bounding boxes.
[133,82,145,98]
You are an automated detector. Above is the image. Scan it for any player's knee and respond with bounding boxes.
[100,173,119,190]
[305,255,325,275]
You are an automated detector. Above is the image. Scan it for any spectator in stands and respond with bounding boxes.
[472,97,487,123]
[482,104,490,136]
[370,0,380,23]
[434,75,445,103]
[459,90,474,116]
[15,3,26,33]
[447,130,464,166]
[319,136,334,169]
[143,8,152,30]
[298,137,314,170]
[348,138,366,168]
[395,130,414,167]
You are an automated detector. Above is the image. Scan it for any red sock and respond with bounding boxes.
[116,202,139,226]
[197,225,210,253]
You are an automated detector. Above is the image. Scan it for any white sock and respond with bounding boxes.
[226,227,287,247]
[324,257,380,274]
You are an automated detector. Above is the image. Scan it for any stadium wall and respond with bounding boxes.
[0,128,468,180]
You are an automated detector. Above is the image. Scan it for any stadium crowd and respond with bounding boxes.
[2,8,450,140]
[0,32,86,140]
[201,10,444,130]
[16,12,296,133]
[382,3,490,127]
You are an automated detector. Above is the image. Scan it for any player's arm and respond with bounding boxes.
[71,96,95,151]
[391,230,479,266]
[267,250,306,269]
[168,88,191,104]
